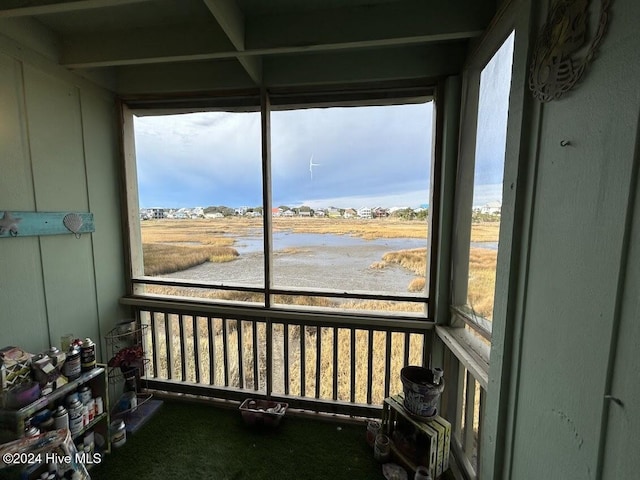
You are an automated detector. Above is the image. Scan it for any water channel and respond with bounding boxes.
[164,232,497,293]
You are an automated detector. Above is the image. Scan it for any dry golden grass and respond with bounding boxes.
[408,277,426,292]
[141,218,255,244]
[467,248,498,319]
[275,247,311,255]
[136,218,498,416]
[141,217,499,243]
[470,222,500,242]
[142,244,239,276]
[382,248,427,276]
[141,312,427,405]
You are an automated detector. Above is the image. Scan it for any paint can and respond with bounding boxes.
[80,338,96,372]
[68,398,84,435]
[53,406,69,430]
[79,386,92,405]
[63,346,81,380]
[110,419,126,447]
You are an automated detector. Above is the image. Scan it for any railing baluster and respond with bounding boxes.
[367,329,374,405]
[266,319,273,397]
[350,328,356,403]
[222,317,229,387]
[193,316,200,384]
[332,327,338,401]
[283,323,290,395]
[403,331,410,367]
[237,320,244,389]
[149,311,158,378]
[384,330,392,399]
[179,314,187,381]
[478,386,485,473]
[300,326,306,397]
[208,317,215,385]
[252,319,259,391]
[464,372,476,459]
[315,326,321,399]
[164,312,172,380]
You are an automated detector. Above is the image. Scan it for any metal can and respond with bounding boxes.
[63,346,81,380]
[110,419,126,447]
[95,396,104,415]
[80,338,96,372]
[68,399,84,435]
[79,386,92,405]
[53,406,69,430]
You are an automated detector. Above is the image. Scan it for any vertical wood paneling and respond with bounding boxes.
[0,53,49,351]
[22,66,99,347]
[80,90,125,362]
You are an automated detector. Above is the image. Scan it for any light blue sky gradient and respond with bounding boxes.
[134,35,513,210]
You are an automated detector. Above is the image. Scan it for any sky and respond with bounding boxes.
[133,35,513,211]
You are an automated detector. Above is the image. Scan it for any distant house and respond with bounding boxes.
[327,207,341,218]
[480,201,501,215]
[373,207,389,218]
[282,209,294,217]
[205,212,224,219]
[358,207,372,219]
[151,208,165,219]
[343,208,357,218]
[315,210,326,217]
[272,207,282,217]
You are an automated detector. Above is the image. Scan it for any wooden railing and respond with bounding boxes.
[436,326,489,479]
[123,298,434,418]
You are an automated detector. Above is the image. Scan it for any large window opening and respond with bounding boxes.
[127,92,435,317]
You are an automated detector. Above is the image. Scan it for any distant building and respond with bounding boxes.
[151,208,165,219]
[480,201,501,215]
[343,208,357,218]
[357,207,372,219]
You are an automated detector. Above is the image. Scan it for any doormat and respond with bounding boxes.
[122,399,164,434]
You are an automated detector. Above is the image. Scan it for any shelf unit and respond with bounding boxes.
[0,366,110,479]
[0,366,109,443]
[105,323,154,424]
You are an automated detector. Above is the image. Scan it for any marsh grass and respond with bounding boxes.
[138,219,497,401]
[141,312,427,405]
[142,244,239,276]
[467,248,498,319]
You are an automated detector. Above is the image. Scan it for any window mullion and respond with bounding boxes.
[261,89,273,307]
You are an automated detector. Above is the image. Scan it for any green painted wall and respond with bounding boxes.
[0,38,126,361]
[502,0,640,478]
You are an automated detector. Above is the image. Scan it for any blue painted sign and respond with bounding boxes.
[0,211,94,238]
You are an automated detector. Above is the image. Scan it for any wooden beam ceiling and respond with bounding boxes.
[0,0,497,94]
[0,0,153,18]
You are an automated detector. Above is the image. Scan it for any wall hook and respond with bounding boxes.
[560,140,571,147]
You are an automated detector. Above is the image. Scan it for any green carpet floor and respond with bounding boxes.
[89,400,388,480]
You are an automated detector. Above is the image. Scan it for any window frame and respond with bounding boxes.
[118,84,442,321]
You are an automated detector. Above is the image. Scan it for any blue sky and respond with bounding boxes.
[134,35,513,210]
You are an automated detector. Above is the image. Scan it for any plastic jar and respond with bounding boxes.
[374,434,391,462]
[414,466,432,480]
[110,419,126,447]
[366,420,381,447]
